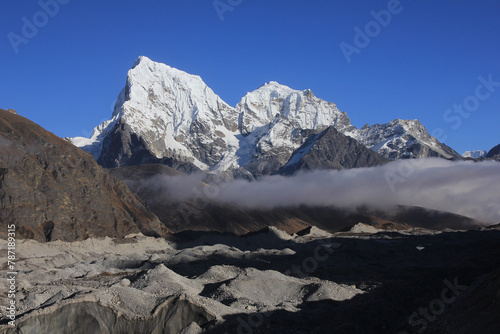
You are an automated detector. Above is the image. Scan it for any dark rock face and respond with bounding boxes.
[279,126,389,175]
[0,109,169,242]
[188,119,229,166]
[242,116,316,177]
[427,268,500,334]
[486,143,500,160]
[98,119,201,173]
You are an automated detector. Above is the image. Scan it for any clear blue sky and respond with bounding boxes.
[1,0,499,154]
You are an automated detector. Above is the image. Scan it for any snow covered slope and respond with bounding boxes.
[69,56,239,171]
[68,56,460,177]
[351,119,461,160]
[462,150,487,159]
[233,82,359,176]
[237,81,355,135]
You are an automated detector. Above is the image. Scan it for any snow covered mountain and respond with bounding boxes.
[68,56,461,177]
[462,150,487,159]
[70,56,239,172]
[232,81,358,176]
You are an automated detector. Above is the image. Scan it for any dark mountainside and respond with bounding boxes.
[97,119,202,174]
[0,109,170,242]
[486,143,500,160]
[279,126,389,175]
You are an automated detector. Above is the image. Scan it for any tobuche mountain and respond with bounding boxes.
[69,56,461,177]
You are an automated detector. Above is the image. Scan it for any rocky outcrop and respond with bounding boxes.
[352,119,462,160]
[97,119,201,173]
[0,109,169,242]
[279,126,388,175]
[485,143,500,161]
[2,298,214,334]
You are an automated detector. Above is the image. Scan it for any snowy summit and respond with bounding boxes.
[68,56,461,177]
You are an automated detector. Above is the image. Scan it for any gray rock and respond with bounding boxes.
[279,126,388,175]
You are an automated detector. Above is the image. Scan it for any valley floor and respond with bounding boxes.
[1,226,500,334]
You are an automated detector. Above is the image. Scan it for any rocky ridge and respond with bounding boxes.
[0,109,169,242]
[485,143,500,161]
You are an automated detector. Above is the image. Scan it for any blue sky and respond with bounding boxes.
[1,0,499,154]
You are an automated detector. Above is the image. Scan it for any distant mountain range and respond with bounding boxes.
[68,56,465,179]
[462,150,487,159]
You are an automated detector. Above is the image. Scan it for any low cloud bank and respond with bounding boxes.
[159,159,500,224]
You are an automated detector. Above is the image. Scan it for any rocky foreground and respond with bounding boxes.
[1,225,499,334]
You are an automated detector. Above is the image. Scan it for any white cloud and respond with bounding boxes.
[150,159,500,225]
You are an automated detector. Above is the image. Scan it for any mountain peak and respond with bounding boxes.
[353,118,461,160]
[267,80,282,86]
[258,81,296,92]
[237,80,352,136]
[462,150,487,159]
[132,55,153,68]
[258,82,315,97]
[69,57,461,176]
[128,56,203,84]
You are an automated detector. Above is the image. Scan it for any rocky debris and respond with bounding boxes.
[179,322,203,334]
[0,109,169,242]
[1,298,214,334]
[3,227,499,333]
[0,230,360,333]
[426,269,500,334]
[348,223,380,234]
